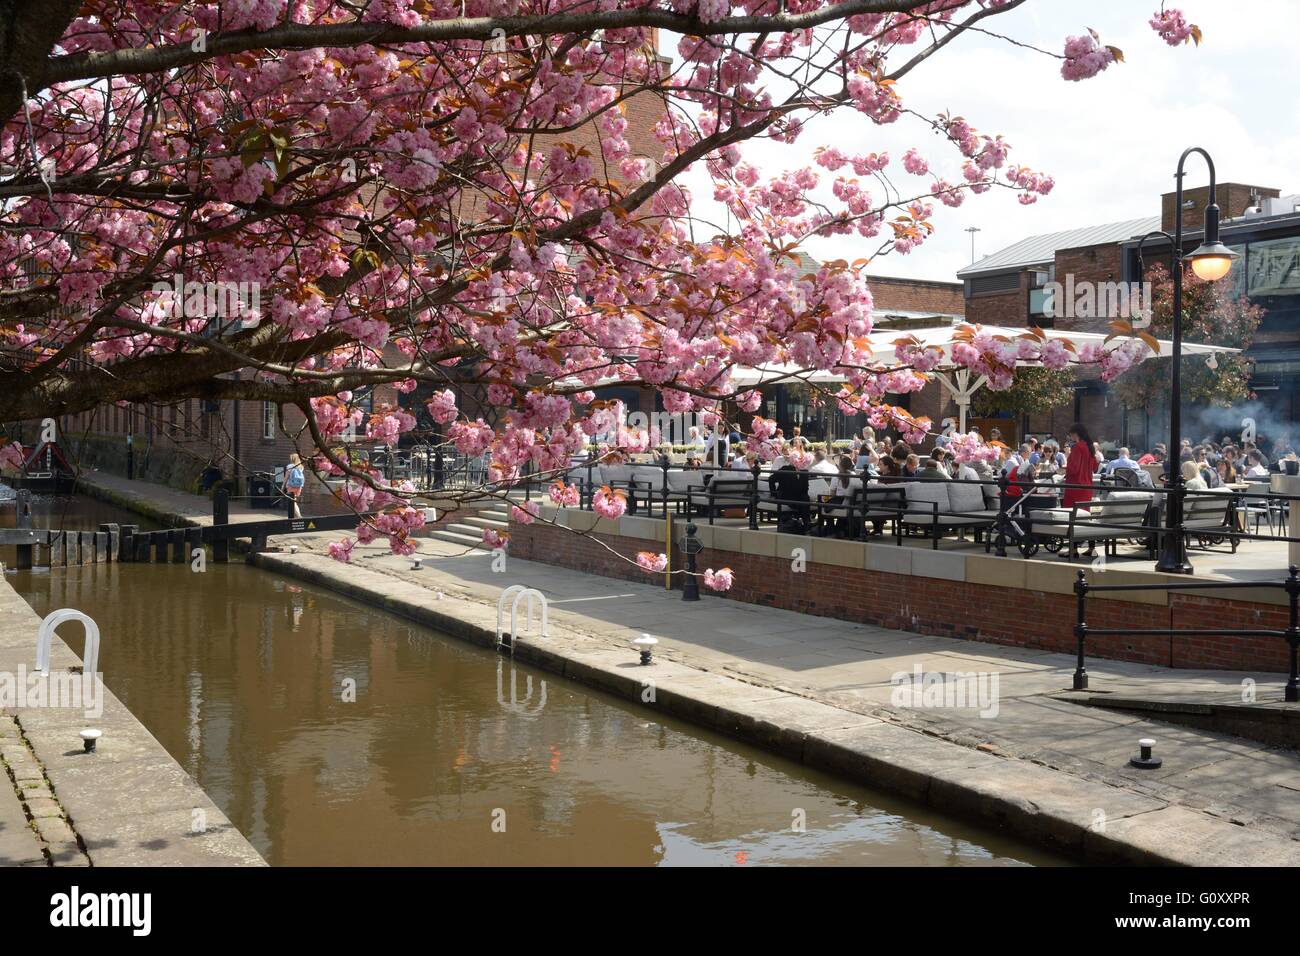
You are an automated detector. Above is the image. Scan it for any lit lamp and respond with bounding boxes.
[1185,199,1240,280]
[1135,147,1240,575]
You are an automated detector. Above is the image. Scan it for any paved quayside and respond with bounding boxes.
[0,578,264,866]
[67,473,1300,865]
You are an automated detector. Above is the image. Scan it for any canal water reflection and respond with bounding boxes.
[5,497,1065,866]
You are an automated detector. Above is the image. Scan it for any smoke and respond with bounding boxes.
[1186,399,1296,450]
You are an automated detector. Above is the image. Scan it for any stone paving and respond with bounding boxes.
[0,714,90,866]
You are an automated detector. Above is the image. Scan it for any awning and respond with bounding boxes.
[730,324,1239,431]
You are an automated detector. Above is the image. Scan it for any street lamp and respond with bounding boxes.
[1136,147,1240,575]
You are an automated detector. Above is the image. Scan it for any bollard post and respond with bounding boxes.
[170,528,186,563]
[1073,570,1089,691]
[681,520,701,602]
[119,524,137,563]
[1286,565,1300,703]
[14,489,32,570]
[749,462,760,531]
[212,489,229,563]
[99,523,118,563]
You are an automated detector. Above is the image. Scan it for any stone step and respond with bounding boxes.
[426,530,490,550]
[461,513,508,531]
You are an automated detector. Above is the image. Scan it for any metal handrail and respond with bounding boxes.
[1072,567,1300,701]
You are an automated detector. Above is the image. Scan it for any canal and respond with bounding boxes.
[3,492,1065,866]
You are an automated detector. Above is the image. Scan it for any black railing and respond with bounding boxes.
[1072,567,1300,702]
[537,455,1300,559]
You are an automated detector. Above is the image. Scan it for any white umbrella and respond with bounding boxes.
[731,324,1239,432]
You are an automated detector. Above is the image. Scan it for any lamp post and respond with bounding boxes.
[1136,147,1239,575]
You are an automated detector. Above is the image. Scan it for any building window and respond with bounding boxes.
[262,401,276,440]
[967,272,1021,296]
[1247,236,1300,300]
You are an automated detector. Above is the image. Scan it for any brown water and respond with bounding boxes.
[4,494,1065,866]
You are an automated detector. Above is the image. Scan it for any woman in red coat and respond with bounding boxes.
[1063,422,1097,510]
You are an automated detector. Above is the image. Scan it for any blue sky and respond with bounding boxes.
[675,0,1300,283]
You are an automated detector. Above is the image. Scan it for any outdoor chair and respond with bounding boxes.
[1182,491,1237,551]
[704,479,756,524]
[665,469,710,514]
[860,485,906,539]
[1235,482,1279,537]
[1022,498,1156,561]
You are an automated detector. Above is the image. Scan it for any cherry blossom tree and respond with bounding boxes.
[0,1,1202,570]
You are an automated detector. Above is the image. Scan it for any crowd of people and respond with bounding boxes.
[677,419,1300,538]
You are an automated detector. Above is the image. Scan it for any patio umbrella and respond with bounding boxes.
[730,324,1240,433]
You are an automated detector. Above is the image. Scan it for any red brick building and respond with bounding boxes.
[955,182,1300,451]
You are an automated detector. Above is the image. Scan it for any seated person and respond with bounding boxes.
[768,463,811,533]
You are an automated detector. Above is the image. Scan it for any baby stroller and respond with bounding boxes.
[994,478,1062,558]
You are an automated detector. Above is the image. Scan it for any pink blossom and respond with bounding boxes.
[636,551,668,572]
[483,528,509,549]
[1061,31,1116,82]
[425,389,458,424]
[549,481,580,507]
[703,568,734,592]
[511,502,539,525]
[750,416,777,441]
[328,539,355,563]
[1150,9,1197,46]
[592,486,627,520]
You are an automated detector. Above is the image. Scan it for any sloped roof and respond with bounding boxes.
[957,215,1161,278]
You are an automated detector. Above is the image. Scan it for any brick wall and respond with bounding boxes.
[1161,182,1279,233]
[509,520,1292,673]
[964,280,1027,326]
[868,275,964,316]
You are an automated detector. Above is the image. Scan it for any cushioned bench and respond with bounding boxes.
[897,480,999,549]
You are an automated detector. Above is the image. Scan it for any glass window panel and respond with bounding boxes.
[1246,236,1300,299]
